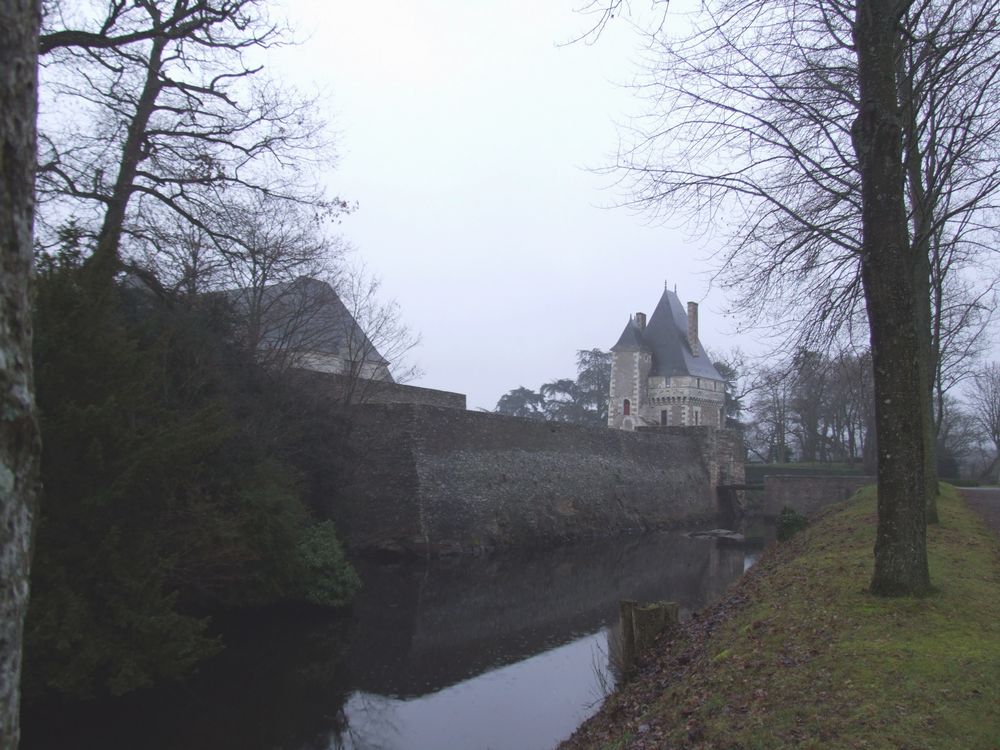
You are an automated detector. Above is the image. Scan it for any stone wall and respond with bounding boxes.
[761,475,874,517]
[362,379,466,409]
[638,425,746,487]
[290,369,466,409]
[334,404,743,555]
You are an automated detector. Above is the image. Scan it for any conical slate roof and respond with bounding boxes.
[610,317,651,352]
[612,288,724,380]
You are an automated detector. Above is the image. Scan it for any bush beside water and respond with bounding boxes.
[25,248,359,702]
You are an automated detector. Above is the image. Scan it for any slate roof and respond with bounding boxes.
[611,317,651,353]
[611,288,723,381]
[228,276,390,368]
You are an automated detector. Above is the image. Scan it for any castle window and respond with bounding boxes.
[661,409,668,425]
[623,399,631,416]
[693,407,701,426]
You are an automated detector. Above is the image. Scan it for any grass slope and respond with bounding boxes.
[562,485,1000,750]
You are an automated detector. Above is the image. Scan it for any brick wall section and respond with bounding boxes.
[335,404,744,555]
[762,475,874,517]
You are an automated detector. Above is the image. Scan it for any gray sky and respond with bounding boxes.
[275,1,743,410]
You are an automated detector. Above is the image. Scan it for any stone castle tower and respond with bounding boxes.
[609,285,726,431]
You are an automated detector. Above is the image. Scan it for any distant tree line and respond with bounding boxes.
[733,347,1000,481]
[494,350,612,426]
[495,349,745,429]
[510,342,1000,480]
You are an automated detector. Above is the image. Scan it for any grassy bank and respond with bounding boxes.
[562,485,1000,749]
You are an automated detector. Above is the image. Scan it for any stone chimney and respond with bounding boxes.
[687,302,699,356]
[635,312,646,331]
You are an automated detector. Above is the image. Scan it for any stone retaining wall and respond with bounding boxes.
[761,474,874,517]
[333,404,744,555]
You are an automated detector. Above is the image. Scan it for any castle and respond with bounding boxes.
[608,285,726,430]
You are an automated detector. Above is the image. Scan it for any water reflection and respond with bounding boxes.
[23,526,763,750]
[331,633,612,750]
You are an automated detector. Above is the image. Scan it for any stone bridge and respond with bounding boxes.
[758,474,874,517]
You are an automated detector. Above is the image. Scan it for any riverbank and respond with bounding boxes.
[560,484,1000,749]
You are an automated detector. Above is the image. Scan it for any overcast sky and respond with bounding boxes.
[274,1,746,410]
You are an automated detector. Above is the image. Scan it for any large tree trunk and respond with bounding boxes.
[853,0,931,596]
[898,47,940,524]
[0,0,41,745]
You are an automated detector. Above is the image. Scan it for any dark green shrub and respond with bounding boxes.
[25,249,358,701]
[776,506,809,541]
[294,522,361,607]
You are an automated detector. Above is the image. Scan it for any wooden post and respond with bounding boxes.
[618,599,680,675]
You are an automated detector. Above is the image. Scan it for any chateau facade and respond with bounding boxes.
[608,286,726,431]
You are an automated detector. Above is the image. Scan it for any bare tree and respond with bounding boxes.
[743,348,874,465]
[581,0,1000,592]
[935,394,982,477]
[205,193,345,369]
[333,265,422,404]
[137,216,227,297]
[219,263,421,410]
[966,362,1000,480]
[829,349,875,465]
[931,278,996,436]
[837,0,929,593]
[0,0,41,744]
[36,0,340,280]
[596,0,1000,527]
[709,348,751,427]
[788,350,832,463]
[746,365,794,463]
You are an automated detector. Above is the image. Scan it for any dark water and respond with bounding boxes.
[23,523,769,750]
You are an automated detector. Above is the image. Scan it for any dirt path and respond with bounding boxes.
[959,487,1000,537]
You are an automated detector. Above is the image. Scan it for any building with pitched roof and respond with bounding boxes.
[608,285,726,430]
[228,276,467,409]
[229,276,395,382]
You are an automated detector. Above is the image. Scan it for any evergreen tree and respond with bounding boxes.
[25,243,358,701]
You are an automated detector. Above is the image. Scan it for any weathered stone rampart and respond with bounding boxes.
[290,369,466,409]
[335,404,744,555]
[362,379,466,409]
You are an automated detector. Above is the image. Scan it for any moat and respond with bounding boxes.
[23,522,769,750]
